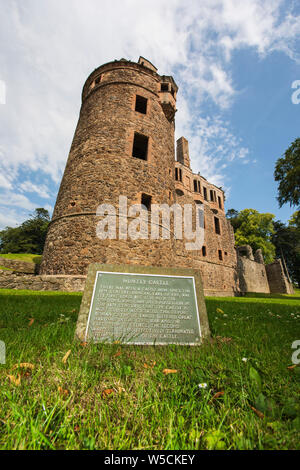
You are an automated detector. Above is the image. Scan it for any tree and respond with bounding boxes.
[271,212,300,286]
[0,208,50,254]
[274,138,300,208]
[226,208,241,231]
[229,208,276,264]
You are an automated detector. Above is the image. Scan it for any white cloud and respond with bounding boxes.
[0,173,12,190]
[0,191,37,211]
[19,181,51,199]
[0,0,299,223]
[0,210,24,229]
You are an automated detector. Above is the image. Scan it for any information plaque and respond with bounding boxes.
[76,264,210,345]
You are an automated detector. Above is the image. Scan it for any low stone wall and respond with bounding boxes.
[0,257,38,274]
[0,271,86,292]
[266,259,294,294]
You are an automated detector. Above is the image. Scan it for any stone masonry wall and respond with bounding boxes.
[237,254,270,294]
[0,257,37,274]
[0,271,86,292]
[266,259,294,294]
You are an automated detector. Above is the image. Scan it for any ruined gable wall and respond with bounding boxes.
[266,260,294,294]
[237,254,270,293]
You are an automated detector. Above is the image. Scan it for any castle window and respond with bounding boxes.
[218,196,222,209]
[202,246,207,257]
[132,133,148,160]
[176,167,182,182]
[193,179,198,192]
[135,95,147,114]
[214,217,221,235]
[218,250,223,261]
[203,187,208,201]
[141,193,152,211]
[161,83,169,92]
[198,181,201,193]
[210,190,215,202]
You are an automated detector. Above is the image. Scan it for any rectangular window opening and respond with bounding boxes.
[132,133,149,160]
[218,196,222,209]
[202,246,207,257]
[141,193,152,211]
[135,95,148,114]
[203,187,207,201]
[214,217,221,235]
[193,180,198,192]
[218,250,223,261]
[161,83,169,92]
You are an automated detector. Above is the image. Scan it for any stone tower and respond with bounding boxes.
[40,57,178,274]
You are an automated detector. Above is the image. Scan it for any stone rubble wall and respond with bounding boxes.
[0,271,86,292]
[266,259,294,294]
[237,254,270,294]
[0,257,38,274]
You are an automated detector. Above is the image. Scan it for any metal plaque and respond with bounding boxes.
[85,271,202,345]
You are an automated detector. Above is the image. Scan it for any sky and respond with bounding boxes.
[0,0,300,230]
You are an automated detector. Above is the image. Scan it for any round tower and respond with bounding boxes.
[40,57,178,274]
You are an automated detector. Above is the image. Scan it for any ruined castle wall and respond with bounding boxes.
[237,255,270,293]
[0,271,86,292]
[172,158,238,295]
[0,257,37,274]
[266,260,294,294]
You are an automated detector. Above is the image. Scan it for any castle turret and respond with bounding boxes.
[40,57,178,274]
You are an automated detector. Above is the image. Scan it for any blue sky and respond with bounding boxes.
[0,0,300,230]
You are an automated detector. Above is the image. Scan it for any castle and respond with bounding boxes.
[39,57,293,296]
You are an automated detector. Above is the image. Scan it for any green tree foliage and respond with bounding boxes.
[272,211,300,286]
[0,208,50,254]
[274,138,300,208]
[226,209,241,231]
[228,208,276,264]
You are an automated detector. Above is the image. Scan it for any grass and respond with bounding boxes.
[0,289,299,450]
[0,254,42,264]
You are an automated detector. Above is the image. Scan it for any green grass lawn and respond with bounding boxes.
[0,253,42,264]
[0,289,299,450]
